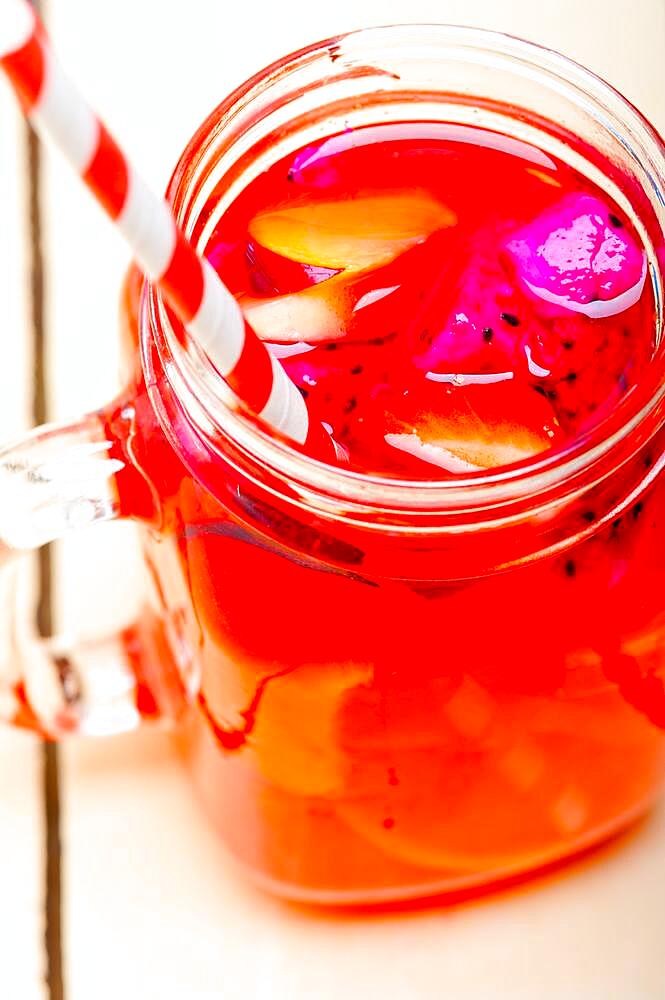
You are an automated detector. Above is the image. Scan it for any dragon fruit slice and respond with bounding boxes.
[412,225,535,376]
[504,194,647,318]
[275,343,389,443]
[514,299,653,430]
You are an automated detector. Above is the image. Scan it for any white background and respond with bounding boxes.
[1,1,665,996]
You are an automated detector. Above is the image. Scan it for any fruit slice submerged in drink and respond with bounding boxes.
[336,619,663,873]
[328,531,663,874]
[248,190,455,270]
[336,720,660,873]
[246,661,373,797]
[381,380,562,475]
[275,342,393,448]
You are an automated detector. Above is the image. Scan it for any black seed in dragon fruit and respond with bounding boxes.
[411,225,530,377]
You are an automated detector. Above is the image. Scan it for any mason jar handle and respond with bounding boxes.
[0,408,188,737]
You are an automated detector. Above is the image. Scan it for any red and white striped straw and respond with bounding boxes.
[0,1,336,461]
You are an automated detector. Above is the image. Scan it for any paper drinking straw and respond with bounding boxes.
[0,1,336,460]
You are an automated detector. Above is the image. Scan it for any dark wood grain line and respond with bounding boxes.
[24,1,66,993]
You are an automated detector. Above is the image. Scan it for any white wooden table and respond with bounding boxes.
[2,1,665,997]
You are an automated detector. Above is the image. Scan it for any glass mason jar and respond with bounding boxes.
[1,25,664,904]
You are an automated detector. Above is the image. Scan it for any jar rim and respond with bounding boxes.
[145,23,665,520]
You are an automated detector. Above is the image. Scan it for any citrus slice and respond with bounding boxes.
[248,662,372,797]
[337,684,661,873]
[248,190,454,271]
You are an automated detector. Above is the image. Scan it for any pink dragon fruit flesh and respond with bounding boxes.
[504,194,646,318]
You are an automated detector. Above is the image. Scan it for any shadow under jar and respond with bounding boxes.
[109,26,665,904]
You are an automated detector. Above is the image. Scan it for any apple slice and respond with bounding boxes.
[248,190,455,271]
[384,381,562,474]
[242,280,348,343]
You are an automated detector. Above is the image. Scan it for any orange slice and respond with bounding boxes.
[249,662,372,797]
[338,685,661,873]
[248,190,454,271]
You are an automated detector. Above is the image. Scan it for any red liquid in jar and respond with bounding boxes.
[206,122,655,477]
[116,120,665,903]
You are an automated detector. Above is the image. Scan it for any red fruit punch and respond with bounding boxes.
[203,122,654,475]
[115,116,662,903]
